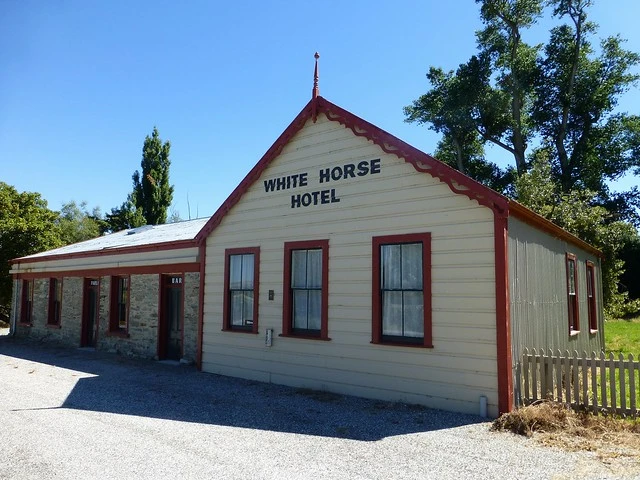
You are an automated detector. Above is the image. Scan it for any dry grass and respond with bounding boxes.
[492,401,640,462]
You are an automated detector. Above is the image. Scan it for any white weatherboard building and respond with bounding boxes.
[10,82,604,418]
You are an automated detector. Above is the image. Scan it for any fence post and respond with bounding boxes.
[523,348,530,404]
[555,349,562,403]
[619,353,627,415]
[591,351,598,414]
[564,350,571,406]
[532,348,539,402]
[629,354,636,417]
[609,352,617,413]
[600,351,607,410]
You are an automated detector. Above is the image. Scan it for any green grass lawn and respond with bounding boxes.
[605,315,640,357]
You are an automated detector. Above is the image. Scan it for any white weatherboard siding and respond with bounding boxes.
[10,247,200,275]
[202,114,498,416]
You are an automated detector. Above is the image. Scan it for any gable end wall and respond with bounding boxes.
[202,114,500,416]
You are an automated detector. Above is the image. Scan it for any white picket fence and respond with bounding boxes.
[516,349,640,417]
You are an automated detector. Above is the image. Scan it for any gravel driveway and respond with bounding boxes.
[0,336,637,480]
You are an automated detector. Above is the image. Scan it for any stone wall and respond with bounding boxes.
[12,272,200,362]
[13,278,83,346]
[98,274,160,359]
[182,272,200,363]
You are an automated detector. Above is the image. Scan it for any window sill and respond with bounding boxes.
[279,333,331,341]
[569,329,580,336]
[45,323,61,329]
[222,328,259,335]
[371,341,434,349]
[589,329,598,335]
[106,331,130,338]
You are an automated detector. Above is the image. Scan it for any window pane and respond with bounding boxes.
[230,291,244,326]
[587,268,593,297]
[241,254,254,289]
[401,243,422,290]
[307,290,322,330]
[291,250,307,288]
[306,249,322,289]
[382,291,403,336]
[229,255,243,289]
[293,290,308,329]
[568,260,576,294]
[381,245,401,289]
[403,291,424,337]
[243,291,254,325]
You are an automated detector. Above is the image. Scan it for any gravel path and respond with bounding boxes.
[0,336,637,480]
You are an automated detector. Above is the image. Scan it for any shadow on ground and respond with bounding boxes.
[0,336,486,441]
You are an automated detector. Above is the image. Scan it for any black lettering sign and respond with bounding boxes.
[263,173,309,192]
[290,189,340,209]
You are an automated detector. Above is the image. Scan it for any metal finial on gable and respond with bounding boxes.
[312,52,320,99]
[312,52,320,122]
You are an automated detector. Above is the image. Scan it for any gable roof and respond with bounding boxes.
[12,217,209,265]
[195,96,510,242]
[195,96,602,257]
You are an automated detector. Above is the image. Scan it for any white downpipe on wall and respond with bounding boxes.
[479,395,488,418]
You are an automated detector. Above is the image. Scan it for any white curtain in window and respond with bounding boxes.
[293,290,308,329]
[307,290,322,330]
[229,255,243,290]
[291,250,307,288]
[306,249,322,289]
[403,291,424,337]
[382,291,403,336]
[230,291,243,325]
[381,245,401,289]
[401,243,422,289]
[241,254,254,289]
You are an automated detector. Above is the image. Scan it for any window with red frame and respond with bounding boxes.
[47,278,62,326]
[20,279,34,324]
[223,248,259,333]
[372,233,432,347]
[566,253,579,333]
[586,261,597,331]
[282,240,329,340]
[109,276,129,333]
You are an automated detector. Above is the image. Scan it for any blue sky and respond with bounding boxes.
[1,0,639,220]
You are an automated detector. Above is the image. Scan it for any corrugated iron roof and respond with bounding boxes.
[17,217,209,261]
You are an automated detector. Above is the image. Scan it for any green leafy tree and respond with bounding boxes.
[56,201,105,244]
[533,0,640,197]
[406,0,640,219]
[105,194,145,233]
[0,183,62,320]
[132,127,174,225]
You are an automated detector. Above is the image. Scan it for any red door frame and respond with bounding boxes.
[157,274,185,360]
[81,278,100,347]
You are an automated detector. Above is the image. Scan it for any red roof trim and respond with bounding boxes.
[196,97,509,243]
[194,96,600,258]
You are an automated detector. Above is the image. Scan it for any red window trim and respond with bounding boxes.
[20,279,34,325]
[109,275,130,334]
[565,253,579,334]
[282,240,330,340]
[586,260,597,333]
[47,278,62,326]
[372,232,432,348]
[223,247,260,334]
